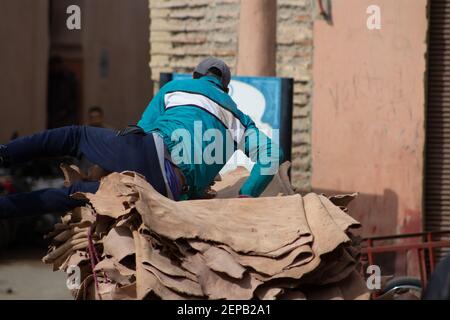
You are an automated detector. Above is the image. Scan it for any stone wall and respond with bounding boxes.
[149,0,240,87]
[148,0,313,190]
[277,0,313,191]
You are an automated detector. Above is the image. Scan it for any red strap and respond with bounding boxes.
[87,226,102,300]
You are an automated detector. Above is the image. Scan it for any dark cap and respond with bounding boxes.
[194,57,231,90]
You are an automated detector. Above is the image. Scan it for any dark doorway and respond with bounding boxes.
[47,0,83,128]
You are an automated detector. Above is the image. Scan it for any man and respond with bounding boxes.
[138,57,282,200]
[76,106,113,172]
[87,106,111,129]
[423,253,450,300]
[0,58,283,219]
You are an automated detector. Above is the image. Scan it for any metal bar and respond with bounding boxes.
[418,249,428,288]
[427,233,436,272]
[367,239,374,267]
[362,230,450,242]
[361,240,450,254]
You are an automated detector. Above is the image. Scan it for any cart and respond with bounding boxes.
[360,230,450,299]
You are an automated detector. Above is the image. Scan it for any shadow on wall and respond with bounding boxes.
[311,188,399,237]
[312,187,400,276]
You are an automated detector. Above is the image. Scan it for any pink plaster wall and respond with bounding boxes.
[311,0,428,237]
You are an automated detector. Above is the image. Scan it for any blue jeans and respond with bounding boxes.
[0,125,167,219]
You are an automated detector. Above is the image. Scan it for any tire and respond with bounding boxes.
[377,277,422,299]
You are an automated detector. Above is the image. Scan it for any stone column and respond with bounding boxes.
[237,0,277,76]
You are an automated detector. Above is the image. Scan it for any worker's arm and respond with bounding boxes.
[137,89,166,132]
[239,117,284,197]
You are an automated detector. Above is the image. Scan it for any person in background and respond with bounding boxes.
[423,253,450,300]
[75,106,112,172]
[87,106,112,129]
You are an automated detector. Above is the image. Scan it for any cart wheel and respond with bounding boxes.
[376,277,422,300]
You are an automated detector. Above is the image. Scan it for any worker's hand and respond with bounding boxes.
[201,186,217,199]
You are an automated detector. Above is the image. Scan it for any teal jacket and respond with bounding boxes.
[138,76,284,199]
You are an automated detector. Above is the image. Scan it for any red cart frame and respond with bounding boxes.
[361,230,450,289]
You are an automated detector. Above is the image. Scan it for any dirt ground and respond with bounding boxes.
[0,245,72,300]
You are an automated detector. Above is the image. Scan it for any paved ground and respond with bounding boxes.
[0,246,72,300]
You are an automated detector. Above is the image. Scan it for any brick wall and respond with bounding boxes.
[149,0,240,87]
[276,0,313,191]
[149,0,313,190]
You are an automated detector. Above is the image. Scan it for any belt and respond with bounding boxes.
[163,142,190,195]
[118,126,189,196]
[171,163,189,194]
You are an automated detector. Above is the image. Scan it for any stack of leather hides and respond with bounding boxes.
[43,162,369,300]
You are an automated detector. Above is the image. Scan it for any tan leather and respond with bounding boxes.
[44,163,368,300]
